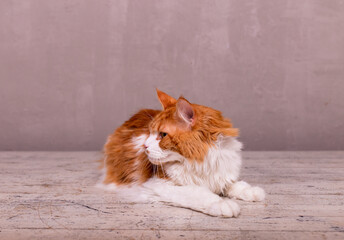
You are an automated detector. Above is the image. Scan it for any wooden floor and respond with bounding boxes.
[0,151,343,240]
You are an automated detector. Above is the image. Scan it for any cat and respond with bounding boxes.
[99,89,265,217]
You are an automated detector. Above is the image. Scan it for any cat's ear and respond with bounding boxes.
[176,97,195,127]
[156,89,177,109]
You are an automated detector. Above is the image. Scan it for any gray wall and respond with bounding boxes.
[1,0,344,151]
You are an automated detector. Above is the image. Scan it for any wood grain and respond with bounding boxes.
[0,151,343,239]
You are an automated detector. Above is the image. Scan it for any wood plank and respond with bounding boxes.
[1,229,343,240]
[1,193,343,206]
[2,200,343,231]
[2,199,343,219]
[1,180,342,195]
[243,151,344,160]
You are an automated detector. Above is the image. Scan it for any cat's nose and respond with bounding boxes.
[144,144,149,154]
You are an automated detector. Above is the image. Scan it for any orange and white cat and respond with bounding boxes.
[99,89,265,217]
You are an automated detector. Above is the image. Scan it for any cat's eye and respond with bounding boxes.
[160,132,168,138]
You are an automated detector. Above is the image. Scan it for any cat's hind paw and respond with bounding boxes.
[205,199,240,218]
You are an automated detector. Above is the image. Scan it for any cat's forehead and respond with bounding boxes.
[150,117,177,133]
[151,107,174,124]
[149,107,186,134]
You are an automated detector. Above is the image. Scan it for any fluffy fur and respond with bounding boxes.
[99,89,265,217]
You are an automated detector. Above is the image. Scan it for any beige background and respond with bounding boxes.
[1,0,344,151]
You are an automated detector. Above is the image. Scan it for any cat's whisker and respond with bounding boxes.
[160,161,166,179]
[152,158,158,178]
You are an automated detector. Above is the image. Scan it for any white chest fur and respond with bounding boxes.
[165,137,243,195]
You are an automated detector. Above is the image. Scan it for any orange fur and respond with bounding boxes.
[103,90,239,185]
[103,109,165,185]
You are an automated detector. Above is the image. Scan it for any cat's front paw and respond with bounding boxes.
[206,199,240,218]
[228,181,266,202]
[241,186,265,202]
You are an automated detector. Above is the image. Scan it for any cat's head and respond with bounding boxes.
[144,89,239,165]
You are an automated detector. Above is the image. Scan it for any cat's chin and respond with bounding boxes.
[147,151,185,165]
[147,157,170,165]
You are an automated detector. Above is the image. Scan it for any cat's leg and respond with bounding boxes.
[143,178,240,218]
[226,181,265,202]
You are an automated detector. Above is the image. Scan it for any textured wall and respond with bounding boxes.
[1,0,344,151]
